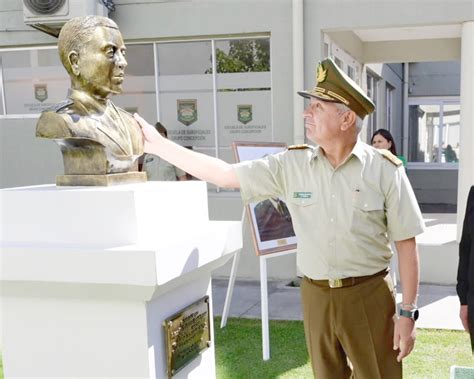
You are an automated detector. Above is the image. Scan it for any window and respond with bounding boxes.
[328,38,361,85]
[1,36,272,170]
[156,41,215,152]
[347,65,355,81]
[0,48,69,115]
[334,57,343,69]
[408,99,460,165]
[366,70,379,137]
[215,38,271,158]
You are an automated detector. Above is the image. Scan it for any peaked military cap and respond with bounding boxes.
[298,58,375,119]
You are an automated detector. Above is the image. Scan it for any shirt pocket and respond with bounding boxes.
[351,191,386,237]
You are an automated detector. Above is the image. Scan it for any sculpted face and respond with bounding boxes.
[71,26,127,99]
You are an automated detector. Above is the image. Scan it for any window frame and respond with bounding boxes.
[366,69,380,138]
[0,45,62,118]
[407,96,460,170]
[385,82,395,132]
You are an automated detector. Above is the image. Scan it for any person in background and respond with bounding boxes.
[183,146,196,180]
[371,128,407,167]
[144,122,187,181]
[457,185,474,351]
[443,144,458,162]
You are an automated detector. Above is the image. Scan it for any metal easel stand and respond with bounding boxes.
[220,207,297,360]
[220,208,246,329]
[258,249,297,361]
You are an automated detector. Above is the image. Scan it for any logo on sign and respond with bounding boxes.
[237,104,252,124]
[34,84,48,102]
[177,99,198,126]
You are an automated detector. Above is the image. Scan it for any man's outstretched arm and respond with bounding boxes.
[134,114,240,189]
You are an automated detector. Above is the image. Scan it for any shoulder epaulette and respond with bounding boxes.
[379,149,403,167]
[288,144,312,151]
[43,99,74,113]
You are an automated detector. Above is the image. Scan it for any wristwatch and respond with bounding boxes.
[399,307,419,321]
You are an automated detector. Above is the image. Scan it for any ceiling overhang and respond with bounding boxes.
[353,24,462,42]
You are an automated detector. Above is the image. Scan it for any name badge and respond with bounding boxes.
[293,192,312,199]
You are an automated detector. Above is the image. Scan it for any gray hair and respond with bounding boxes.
[334,103,364,133]
[58,16,119,75]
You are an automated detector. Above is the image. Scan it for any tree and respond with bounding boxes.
[205,39,270,74]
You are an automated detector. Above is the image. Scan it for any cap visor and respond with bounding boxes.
[297,90,340,103]
[297,91,311,99]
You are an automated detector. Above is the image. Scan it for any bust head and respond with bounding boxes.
[36,16,145,186]
[58,16,127,99]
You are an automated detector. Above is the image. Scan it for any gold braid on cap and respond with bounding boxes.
[327,91,349,105]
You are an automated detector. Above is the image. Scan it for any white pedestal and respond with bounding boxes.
[0,182,242,378]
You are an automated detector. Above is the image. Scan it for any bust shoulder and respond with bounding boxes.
[36,103,74,139]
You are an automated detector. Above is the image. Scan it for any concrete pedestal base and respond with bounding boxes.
[1,182,242,378]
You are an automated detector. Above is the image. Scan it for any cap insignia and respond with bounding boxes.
[316,63,327,83]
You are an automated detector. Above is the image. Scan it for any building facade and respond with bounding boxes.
[1,0,473,280]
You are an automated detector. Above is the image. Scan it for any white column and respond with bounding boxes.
[457,21,474,240]
[292,0,305,144]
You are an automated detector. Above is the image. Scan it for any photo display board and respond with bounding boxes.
[232,142,297,255]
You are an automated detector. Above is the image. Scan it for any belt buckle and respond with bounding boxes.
[329,279,343,288]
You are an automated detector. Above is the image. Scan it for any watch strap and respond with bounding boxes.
[399,308,419,321]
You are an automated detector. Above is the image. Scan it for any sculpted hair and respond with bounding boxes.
[334,102,364,133]
[58,16,119,75]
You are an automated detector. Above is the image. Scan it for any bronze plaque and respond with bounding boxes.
[163,296,211,378]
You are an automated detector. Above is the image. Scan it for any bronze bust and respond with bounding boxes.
[36,16,146,186]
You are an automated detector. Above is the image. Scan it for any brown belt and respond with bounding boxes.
[305,268,389,289]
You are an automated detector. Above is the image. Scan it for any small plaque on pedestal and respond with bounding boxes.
[163,296,211,378]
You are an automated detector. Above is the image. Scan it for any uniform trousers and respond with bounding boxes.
[300,272,402,379]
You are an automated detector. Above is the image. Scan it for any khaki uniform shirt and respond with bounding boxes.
[234,139,425,280]
[144,154,186,181]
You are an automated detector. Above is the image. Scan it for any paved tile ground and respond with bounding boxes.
[212,278,464,330]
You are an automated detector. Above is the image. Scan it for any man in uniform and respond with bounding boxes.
[134,58,425,379]
[36,16,144,184]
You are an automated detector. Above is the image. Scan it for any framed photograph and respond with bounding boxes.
[232,141,297,256]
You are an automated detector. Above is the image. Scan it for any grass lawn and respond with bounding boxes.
[215,318,473,379]
[1,319,471,378]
